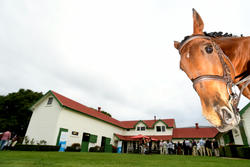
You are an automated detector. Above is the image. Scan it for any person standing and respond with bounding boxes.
[177,142,182,155]
[168,140,172,155]
[159,140,164,154]
[183,139,187,155]
[199,138,206,156]
[192,140,197,156]
[185,139,191,155]
[163,141,168,155]
[0,130,11,150]
[205,138,212,156]
[197,141,201,156]
[212,139,220,157]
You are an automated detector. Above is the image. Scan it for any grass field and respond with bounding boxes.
[0,151,249,167]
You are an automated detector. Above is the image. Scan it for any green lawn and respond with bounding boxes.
[0,151,249,167]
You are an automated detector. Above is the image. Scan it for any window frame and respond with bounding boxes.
[47,97,53,105]
[140,126,146,131]
[156,126,161,132]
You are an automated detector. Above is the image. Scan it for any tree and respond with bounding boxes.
[0,89,43,136]
[100,110,112,117]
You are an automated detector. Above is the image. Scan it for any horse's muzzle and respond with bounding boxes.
[215,106,240,132]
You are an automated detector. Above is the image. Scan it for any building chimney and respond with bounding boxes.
[98,107,101,112]
[154,116,156,122]
[195,123,199,129]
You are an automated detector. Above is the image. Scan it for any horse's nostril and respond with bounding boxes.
[220,107,233,124]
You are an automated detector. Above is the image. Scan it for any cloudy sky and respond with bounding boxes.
[0,0,249,127]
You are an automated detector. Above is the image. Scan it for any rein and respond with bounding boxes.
[178,35,250,110]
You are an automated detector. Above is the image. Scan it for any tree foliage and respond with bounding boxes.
[0,89,43,136]
[100,110,112,117]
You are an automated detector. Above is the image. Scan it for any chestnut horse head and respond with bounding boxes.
[174,9,250,132]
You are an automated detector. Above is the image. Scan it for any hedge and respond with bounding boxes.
[220,145,250,159]
[236,146,250,159]
[89,146,101,152]
[8,144,60,151]
[219,147,225,157]
[65,146,81,152]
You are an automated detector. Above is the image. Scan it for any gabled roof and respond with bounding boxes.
[172,127,218,139]
[50,90,123,128]
[120,119,175,129]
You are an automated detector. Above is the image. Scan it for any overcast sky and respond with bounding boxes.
[0,0,249,127]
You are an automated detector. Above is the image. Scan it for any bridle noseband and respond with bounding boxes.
[178,35,249,111]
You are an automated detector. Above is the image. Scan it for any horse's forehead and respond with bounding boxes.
[180,40,203,57]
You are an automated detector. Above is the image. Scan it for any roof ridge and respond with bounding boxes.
[50,90,124,127]
[120,118,174,122]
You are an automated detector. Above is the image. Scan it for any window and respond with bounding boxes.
[137,126,146,131]
[156,126,161,132]
[72,131,79,136]
[162,126,166,132]
[156,126,166,132]
[47,97,53,105]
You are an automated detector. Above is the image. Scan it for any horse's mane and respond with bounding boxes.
[180,31,242,46]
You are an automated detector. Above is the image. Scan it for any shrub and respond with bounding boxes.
[39,140,47,145]
[223,145,244,158]
[23,136,29,145]
[224,146,232,157]
[71,143,81,150]
[112,145,117,153]
[100,146,105,152]
[219,146,225,157]
[65,146,81,152]
[30,138,35,145]
[236,146,250,159]
[89,146,101,152]
[65,143,81,152]
[8,144,60,151]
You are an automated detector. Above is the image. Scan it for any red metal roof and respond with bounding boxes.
[120,119,176,128]
[115,133,172,141]
[49,90,176,129]
[114,134,138,141]
[147,135,172,141]
[173,127,218,139]
[51,90,123,128]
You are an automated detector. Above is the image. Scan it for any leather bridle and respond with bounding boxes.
[178,35,250,111]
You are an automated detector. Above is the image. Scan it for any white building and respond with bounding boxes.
[216,102,250,146]
[25,90,221,152]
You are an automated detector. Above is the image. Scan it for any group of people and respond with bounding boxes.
[159,140,175,155]
[0,130,18,151]
[139,137,153,154]
[159,138,220,156]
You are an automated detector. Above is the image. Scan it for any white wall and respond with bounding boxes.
[232,126,243,145]
[56,107,124,148]
[218,135,225,146]
[123,121,173,136]
[242,106,250,145]
[25,95,61,145]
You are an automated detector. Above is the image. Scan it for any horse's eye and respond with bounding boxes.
[205,45,213,54]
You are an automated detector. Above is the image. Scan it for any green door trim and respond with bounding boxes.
[56,128,68,146]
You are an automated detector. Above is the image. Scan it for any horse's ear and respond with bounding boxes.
[192,8,204,35]
[174,41,180,50]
